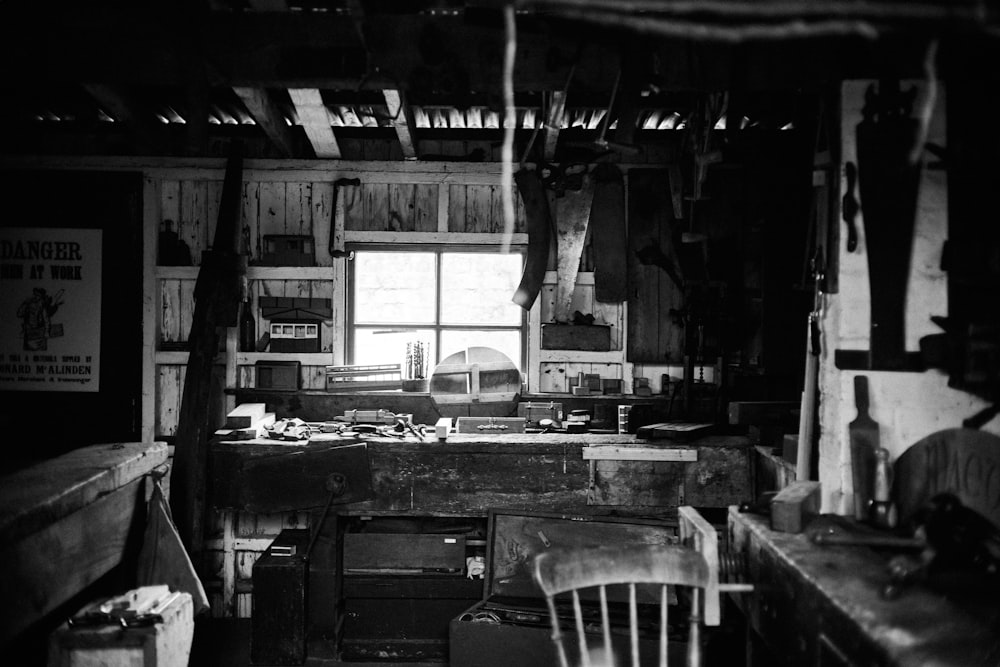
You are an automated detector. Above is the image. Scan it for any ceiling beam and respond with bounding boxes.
[232,87,296,158]
[246,0,288,9]
[81,83,164,154]
[288,88,341,159]
[81,83,141,123]
[0,6,945,95]
[383,89,418,160]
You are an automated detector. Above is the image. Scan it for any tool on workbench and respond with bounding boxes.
[811,529,924,550]
[870,448,898,528]
[882,492,1000,599]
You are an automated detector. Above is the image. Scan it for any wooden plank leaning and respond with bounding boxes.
[170,141,245,556]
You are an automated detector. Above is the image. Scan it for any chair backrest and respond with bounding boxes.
[533,542,709,667]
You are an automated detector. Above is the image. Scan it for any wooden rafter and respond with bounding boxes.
[288,88,341,159]
[543,90,566,161]
[246,0,288,9]
[383,89,418,160]
[232,86,296,158]
[81,83,139,122]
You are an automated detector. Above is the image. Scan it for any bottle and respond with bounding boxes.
[870,448,897,528]
[238,278,256,353]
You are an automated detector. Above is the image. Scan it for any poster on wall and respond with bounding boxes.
[0,227,102,392]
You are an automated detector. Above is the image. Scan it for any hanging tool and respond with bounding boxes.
[329,177,361,259]
[842,161,860,252]
[795,249,824,481]
[566,67,640,157]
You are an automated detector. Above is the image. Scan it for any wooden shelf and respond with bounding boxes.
[155,351,332,365]
[236,352,333,365]
[155,265,335,280]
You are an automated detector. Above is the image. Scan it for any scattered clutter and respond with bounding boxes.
[264,417,315,441]
[466,556,485,579]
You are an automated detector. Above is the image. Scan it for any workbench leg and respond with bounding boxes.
[221,510,236,619]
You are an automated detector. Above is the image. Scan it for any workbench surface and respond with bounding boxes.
[729,507,1000,666]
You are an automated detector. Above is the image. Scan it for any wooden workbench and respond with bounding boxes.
[205,432,752,620]
[0,441,169,644]
[728,506,1000,666]
[210,432,752,515]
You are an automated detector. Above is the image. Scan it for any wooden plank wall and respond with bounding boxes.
[536,273,624,393]
[152,171,533,438]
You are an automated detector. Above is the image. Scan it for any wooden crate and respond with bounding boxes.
[48,589,193,667]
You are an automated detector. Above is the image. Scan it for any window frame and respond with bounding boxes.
[346,244,528,372]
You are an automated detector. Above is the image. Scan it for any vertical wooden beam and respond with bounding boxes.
[288,88,341,158]
[383,88,418,160]
[141,176,160,444]
[233,87,296,158]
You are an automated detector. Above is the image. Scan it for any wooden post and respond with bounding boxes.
[171,142,245,556]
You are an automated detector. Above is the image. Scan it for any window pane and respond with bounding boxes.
[354,252,436,324]
[440,253,523,325]
[354,328,436,371]
[439,330,521,371]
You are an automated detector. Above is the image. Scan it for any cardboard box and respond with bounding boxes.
[449,510,686,667]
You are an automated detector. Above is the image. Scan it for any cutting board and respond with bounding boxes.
[848,375,879,520]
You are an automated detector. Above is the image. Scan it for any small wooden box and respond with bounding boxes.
[517,402,563,427]
[261,235,315,266]
[48,588,194,667]
[256,360,301,389]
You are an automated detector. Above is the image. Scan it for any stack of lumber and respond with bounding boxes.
[214,403,275,440]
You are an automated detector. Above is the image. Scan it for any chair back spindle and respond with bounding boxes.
[533,541,710,667]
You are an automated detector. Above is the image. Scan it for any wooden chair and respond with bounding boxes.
[532,507,720,667]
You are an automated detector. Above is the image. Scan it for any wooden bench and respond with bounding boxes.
[0,441,169,644]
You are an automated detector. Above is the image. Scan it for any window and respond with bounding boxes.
[349,249,525,373]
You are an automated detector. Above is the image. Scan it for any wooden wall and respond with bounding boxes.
[148,164,537,440]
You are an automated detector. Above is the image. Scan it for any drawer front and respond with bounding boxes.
[343,533,466,571]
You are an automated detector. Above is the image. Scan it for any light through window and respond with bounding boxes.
[350,249,525,373]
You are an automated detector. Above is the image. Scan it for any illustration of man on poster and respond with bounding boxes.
[16,287,63,351]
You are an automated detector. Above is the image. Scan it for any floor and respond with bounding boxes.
[189,615,751,667]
